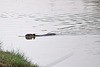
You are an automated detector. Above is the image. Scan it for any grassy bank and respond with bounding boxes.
[0,43,39,67]
[0,50,39,67]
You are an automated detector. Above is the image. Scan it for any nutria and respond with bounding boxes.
[25,33,56,40]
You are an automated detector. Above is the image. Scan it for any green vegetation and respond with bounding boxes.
[0,43,39,67]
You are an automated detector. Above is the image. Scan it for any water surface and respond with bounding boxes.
[0,0,100,67]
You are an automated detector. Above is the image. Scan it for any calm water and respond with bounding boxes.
[0,0,100,67]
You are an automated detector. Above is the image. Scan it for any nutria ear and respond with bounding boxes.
[33,34,35,36]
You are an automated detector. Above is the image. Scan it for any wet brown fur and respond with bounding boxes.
[25,33,56,40]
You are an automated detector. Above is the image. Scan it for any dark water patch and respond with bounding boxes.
[0,14,8,18]
[57,27,67,30]
[28,16,35,18]
[95,41,100,43]
[39,24,44,26]
[17,14,26,18]
[93,52,100,55]
[41,30,47,31]
[76,22,83,24]
[60,22,70,25]
[32,26,37,28]
[28,14,35,18]
[35,18,55,22]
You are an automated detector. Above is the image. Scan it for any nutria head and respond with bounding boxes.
[25,34,36,40]
[32,34,35,36]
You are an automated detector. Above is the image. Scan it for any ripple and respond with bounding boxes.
[0,1,100,35]
[35,17,55,22]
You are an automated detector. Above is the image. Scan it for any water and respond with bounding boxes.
[0,0,100,35]
[0,0,100,67]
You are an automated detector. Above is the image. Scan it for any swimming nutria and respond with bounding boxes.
[25,33,56,40]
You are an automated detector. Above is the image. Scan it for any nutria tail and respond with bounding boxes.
[45,33,56,36]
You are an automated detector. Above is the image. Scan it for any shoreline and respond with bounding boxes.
[0,43,39,67]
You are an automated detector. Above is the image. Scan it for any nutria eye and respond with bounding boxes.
[33,34,35,36]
